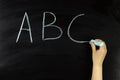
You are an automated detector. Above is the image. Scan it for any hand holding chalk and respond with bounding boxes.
[89,39,107,66]
[90,39,104,47]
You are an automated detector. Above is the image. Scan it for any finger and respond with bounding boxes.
[89,41,96,53]
[95,39,107,52]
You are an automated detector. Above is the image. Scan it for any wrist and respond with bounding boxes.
[93,63,103,68]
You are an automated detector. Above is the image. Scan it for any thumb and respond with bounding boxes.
[89,42,96,53]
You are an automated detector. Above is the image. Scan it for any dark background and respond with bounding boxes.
[0,0,120,80]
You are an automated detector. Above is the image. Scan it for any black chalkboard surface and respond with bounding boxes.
[0,0,120,80]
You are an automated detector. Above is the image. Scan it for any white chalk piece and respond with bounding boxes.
[90,39,104,47]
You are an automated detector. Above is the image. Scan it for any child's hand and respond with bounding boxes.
[89,39,107,66]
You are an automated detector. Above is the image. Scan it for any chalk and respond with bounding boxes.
[90,39,104,47]
[16,12,33,43]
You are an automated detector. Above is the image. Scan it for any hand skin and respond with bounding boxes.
[89,39,107,80]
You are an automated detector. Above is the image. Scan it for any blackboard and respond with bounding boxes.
[0,0,120,80]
